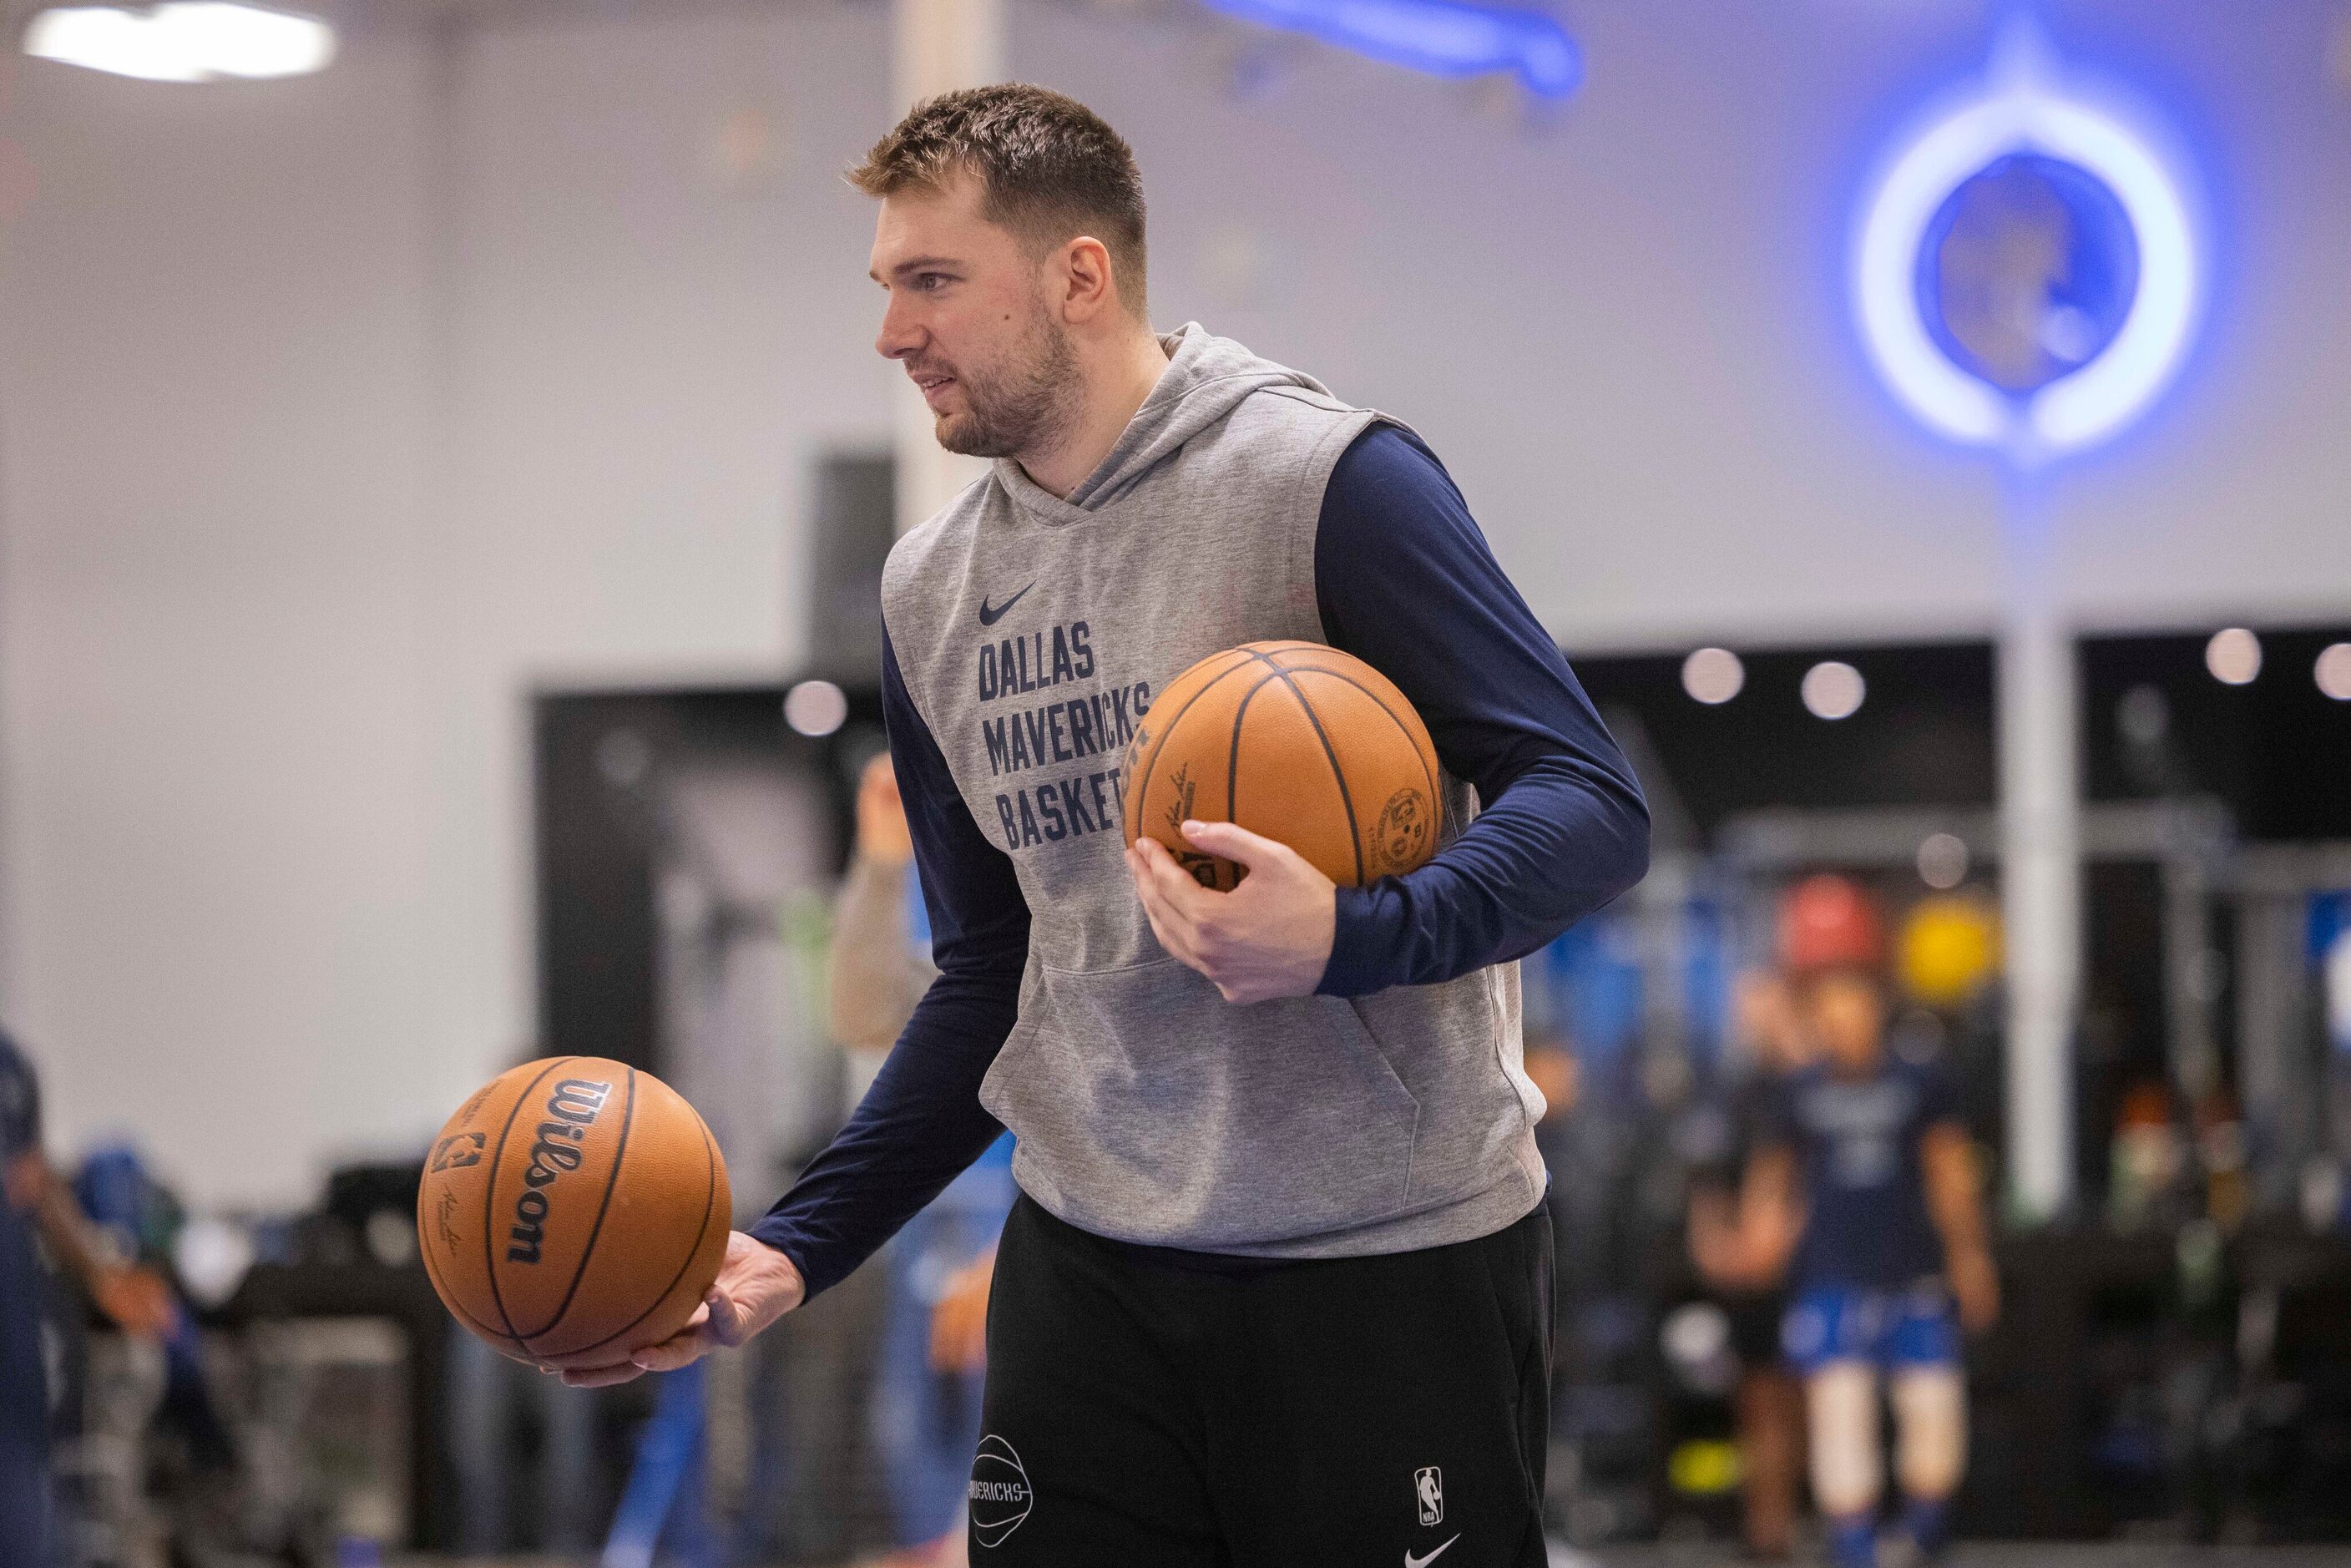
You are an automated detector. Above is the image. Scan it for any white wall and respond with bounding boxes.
[419,5,895,1183]
[2,0,2346,1206]
[0,46,443,1207]
[0,7,895,1206]
[1018,0,2351,646]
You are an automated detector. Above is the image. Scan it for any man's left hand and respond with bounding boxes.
[1127,822,1335,1004]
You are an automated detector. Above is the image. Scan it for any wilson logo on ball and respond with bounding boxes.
[506,1077,611,1265]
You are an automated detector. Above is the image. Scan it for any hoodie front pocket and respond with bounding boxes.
[1006,957,1425,1247]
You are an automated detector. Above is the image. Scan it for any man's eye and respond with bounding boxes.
[916,273,949,291]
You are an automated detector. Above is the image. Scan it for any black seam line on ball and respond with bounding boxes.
[521,1065,638,1349]
[483,1056,574,1348]
[1259,658,1439,846]
[1130,650,1257,845]
[422,1227,513,1347]
[554,1111,720,1363]
[1246,650,1363,886]
[1223,669,1288,866]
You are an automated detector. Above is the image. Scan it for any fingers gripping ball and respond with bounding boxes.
[417,1058,731,1371]
[1120,642,1441,891]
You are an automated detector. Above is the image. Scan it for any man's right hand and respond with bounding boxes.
[556,1231,806,1388]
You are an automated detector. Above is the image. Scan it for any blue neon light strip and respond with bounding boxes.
[1201,0,1582,99]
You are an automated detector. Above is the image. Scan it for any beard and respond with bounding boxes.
[929,298,1080,459]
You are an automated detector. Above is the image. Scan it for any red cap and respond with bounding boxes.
[1778,873,1885,974]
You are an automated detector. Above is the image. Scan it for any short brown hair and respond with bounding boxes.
[851,83,1147,316]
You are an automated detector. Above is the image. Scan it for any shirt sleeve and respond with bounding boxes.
[748,632,1029,1298]
[1313,424,1651,995]
[1915,1060,1964,1130]
[1748,1074,1798,1157]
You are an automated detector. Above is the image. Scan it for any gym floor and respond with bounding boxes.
[389,1546,2351,1566]
[1580,1552,2351,1568]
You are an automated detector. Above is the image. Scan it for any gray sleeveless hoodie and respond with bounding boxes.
[882,323,1547,1258]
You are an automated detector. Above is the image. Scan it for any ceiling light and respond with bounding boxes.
[1200,0,1582,99]
[784,680,848,737]
[2205,627,2261,686]
[2317,643,2351,702]
[1681,647,1744,706]
[23,2,334,83]
[1802,660,1866,721]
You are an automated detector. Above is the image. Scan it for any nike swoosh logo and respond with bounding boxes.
[978,581,1035,625]
[1405,1536,1460,1568]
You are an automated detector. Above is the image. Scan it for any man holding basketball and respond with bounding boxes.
[568,85,1648,1565]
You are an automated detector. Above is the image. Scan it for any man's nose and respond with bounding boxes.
[876,296,923,361]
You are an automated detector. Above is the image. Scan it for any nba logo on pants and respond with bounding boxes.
[1415,1467,1443,1526]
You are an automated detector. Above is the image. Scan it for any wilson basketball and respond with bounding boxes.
[417,1057,731,1370]
[1122,641,1441,892]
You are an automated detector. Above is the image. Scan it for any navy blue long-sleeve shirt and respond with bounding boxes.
[751,425,1648,1295]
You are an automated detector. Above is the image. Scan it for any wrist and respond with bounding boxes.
[1317,886,1382,996]
[756,1237,809,1304]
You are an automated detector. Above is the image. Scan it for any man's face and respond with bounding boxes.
[870,172,1078,459]
[1800,969,1887,1075]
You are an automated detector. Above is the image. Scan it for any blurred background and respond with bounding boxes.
[3,0,2351,1562]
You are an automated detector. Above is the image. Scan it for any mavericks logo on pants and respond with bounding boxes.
[969,1434,1034,1548]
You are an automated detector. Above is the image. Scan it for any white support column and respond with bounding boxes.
[1998,482,2079,1223]
[890,0,1004,535]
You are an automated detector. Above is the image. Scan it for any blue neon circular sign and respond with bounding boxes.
[1854,73,2197,458]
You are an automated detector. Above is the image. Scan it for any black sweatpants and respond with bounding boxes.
[970,1193,1554,1566]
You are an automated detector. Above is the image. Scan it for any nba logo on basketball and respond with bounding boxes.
[1415,1466,1443,1526]
[969,1434,1034,1548]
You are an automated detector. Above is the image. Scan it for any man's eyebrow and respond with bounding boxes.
[872,255,962,283]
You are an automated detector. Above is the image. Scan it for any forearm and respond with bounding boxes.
[31,1165,112,1292]
[1320,753,1648,993]
[1735,1148,1801,1285]
[1924,1127,1991,1263]
[758,630,1029,1297]
[827,852,932,1050]
[1312,425,1648,997]
[751,973,1014,1296]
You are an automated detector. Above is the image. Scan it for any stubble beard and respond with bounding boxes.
[933,300,1081,461]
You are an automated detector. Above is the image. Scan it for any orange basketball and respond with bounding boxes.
[1121,641,1441,892]
[416,1057,730,1370]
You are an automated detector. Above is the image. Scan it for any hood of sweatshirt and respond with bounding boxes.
[993,321,1334,524]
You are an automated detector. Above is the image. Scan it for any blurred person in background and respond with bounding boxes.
[1688,968,1813,1560]
[1,1032,173,1565]
[1723,877,1998,1568]
[832,752,1013,1568]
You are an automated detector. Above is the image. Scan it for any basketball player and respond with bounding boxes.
[1728,878,1999,1568]
[564,85,1650,1565]
[1687,968,1812,1560]
[2,1033,174,1565]
[835,750,1012,1565]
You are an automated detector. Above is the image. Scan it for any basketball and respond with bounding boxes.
[1121,641,1442,892]
[416,1057,731,1370]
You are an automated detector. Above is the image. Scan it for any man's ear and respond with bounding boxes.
[1059,235,1116,323]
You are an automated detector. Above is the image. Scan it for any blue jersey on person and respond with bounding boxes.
[1,1033,54,1564]
[1769,1055,1959,1292]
